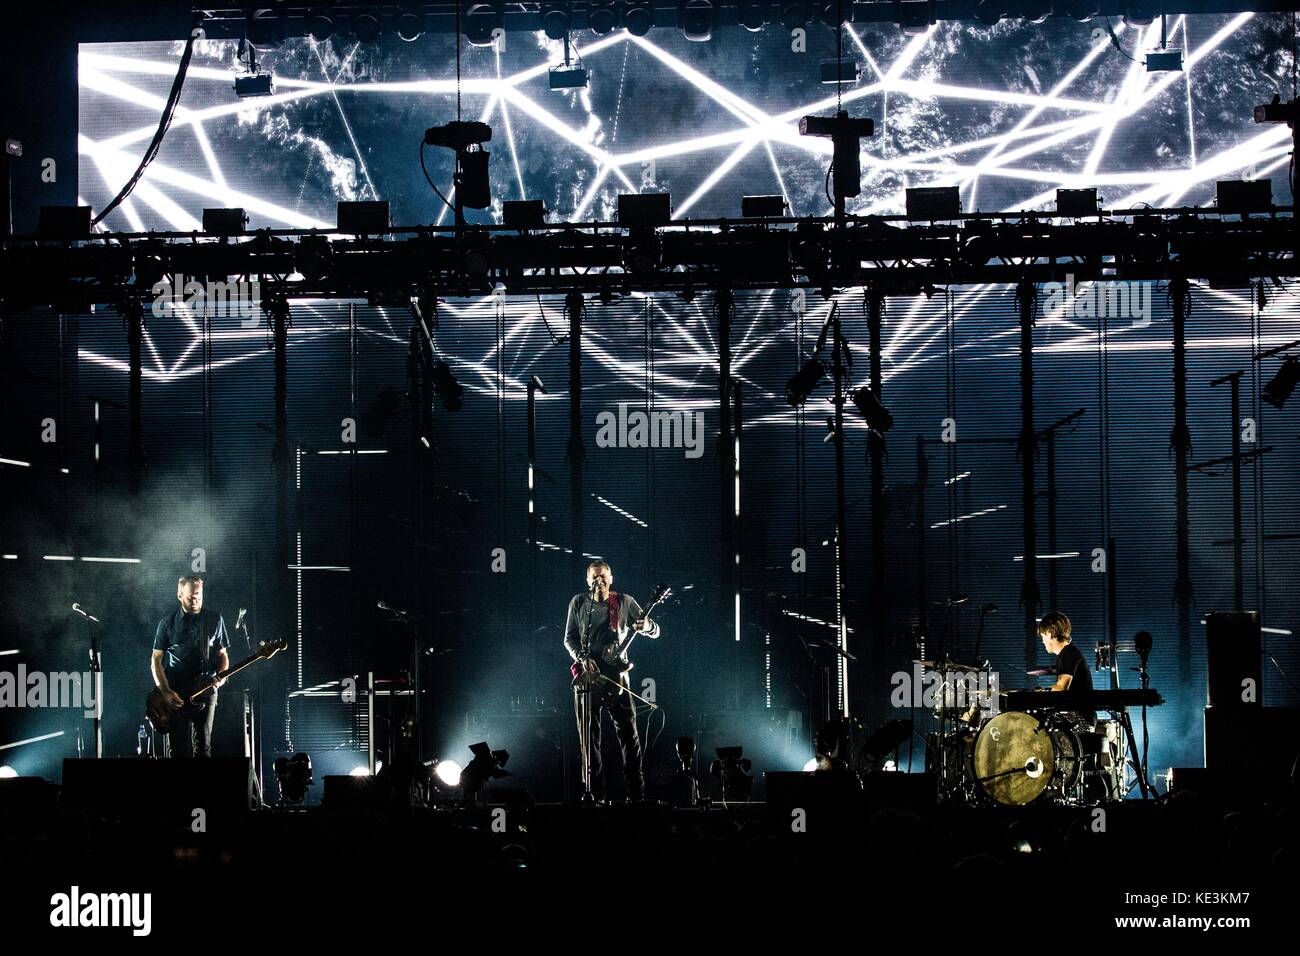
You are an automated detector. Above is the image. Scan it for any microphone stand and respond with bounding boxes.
[73,605,103,759]
[237,613,264,804]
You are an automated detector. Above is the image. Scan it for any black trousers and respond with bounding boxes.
[575,681,642,800]
[167,692,217,758]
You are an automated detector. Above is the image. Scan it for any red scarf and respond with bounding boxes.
[607,591,620,632]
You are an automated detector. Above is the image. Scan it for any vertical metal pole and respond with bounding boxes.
[733,380,742,709]
[271,297,292,749]
[916,435,928,644]
[1170,276,1192,683]
[831,312,849,717]
[1046,432,1058,611]
[867,289,886,705]
[527,378,539,703]
[1230,376,1244,611]
[1017,281,1040,669]
[367,671,375,775]
[718,288,735,647]
[126,300,144,497]
[566,292,584,561]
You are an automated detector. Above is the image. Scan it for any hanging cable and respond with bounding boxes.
[420,142,456,213]
[94,17,201,225]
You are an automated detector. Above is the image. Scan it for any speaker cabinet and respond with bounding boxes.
[1205,610,1261,708]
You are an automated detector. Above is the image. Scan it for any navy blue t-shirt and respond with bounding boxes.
[152,607,230,691]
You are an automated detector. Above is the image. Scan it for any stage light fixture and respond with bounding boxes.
[786,357,826,407]
[1145,49,1182,72]
[306,12,334,41]
[781,2,809,28]
[434,759,463,788]
[589,2,619,34]
[736,2,766,31]
[709,746,753,802]
[352,12,383,42]
[680,0,715,41]
[1056,0,1098,22]
[1254,95,1298,125]
[396,9,425,41]
[741,195,787,218]
[503,199,547,229]
[973,0,1004,26]
[850,385,894,433]
[273,752,313,803]
[433,360,465,411]
[0,766,16,779]
[465,3,504,45]
[800,111,875,202]
[336,200,390,235]
[617,192,672,227]
[625,3,655,35]
[820,58,860,85]
[905,186,961,221]
[246,9,283,47]
[1262,356,1300,409]
[349,765,370,777]
[541,3,571,39]
[1055,188,1099,218]
[549,65,589,90]
[234,70,274,97]
[460,741,511,804]
[202,207,248,237]
[1216,180,1272,216]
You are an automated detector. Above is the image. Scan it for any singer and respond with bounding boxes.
[563,560,660,803]
[149,575,230,757]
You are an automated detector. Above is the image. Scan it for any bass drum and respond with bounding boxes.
[973,711,1080,806]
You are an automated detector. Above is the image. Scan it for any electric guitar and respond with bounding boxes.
[571,584,671,692]
[146,638,288,734]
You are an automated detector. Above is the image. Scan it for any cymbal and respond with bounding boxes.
[912,659,984,672]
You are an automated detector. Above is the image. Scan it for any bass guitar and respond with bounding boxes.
[571,584,671,692]
[146,638,288,734]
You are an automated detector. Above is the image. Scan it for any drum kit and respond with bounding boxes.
[921,658,1128,807]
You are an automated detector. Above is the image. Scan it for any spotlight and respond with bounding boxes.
[905,186,961,221]
[396,9,425,41]
[1055,188,1099,218]
[625,4,655,35]
[741,195,787,218]
[349,766,370,777]
[800,111,875,202]
[461,741,510,804]
[973,0,1004,26]
[589,2,619,34]
[1216,180,1272,216]
[617,192,672,228]
[201,207,248,237]
[503,199,547,229]
[549,66,589,90]
[679,0,715,41]
[306,13,334,41]
[1254,95,1298,125]
[246,9,283,47]
[434,759,463,787]
[295,234,332,283]
[1262,356,1300,409]
[737,2,767,31]
[0,766,16,779]
[1145,49,1183,72]
[851,385,894,432]
[541,3,571,39]
[781,2,809,29]
[432,360,465,411]
[352,12,382,42]
[802,758,819,772]
[820,58,860,85]
[708,746,753,801]
[273,752,313,803]
[337,200,390,235]
[234,72,274,97]
[465,3,503,46]
[786,357,826,407]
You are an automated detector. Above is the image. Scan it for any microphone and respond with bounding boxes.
[71,603,100,624]
[1134,630,1153,662]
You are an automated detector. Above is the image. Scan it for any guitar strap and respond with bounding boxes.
[607,591,619,633]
